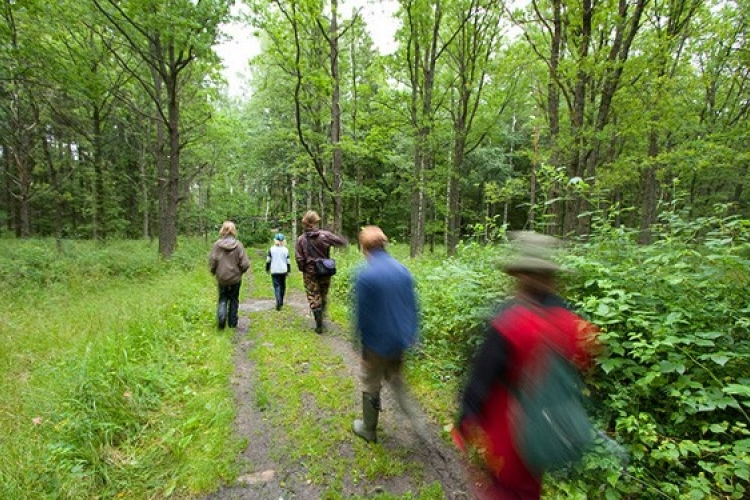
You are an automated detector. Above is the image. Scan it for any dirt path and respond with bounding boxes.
[205,291,471,500]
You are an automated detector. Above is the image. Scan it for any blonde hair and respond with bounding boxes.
[359,225,388,252]
[302,210,321,229]
[219,221,237,237]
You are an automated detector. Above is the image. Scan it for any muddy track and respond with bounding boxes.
[205,290,471,499]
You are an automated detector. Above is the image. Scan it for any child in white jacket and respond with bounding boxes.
[266,233,291,310]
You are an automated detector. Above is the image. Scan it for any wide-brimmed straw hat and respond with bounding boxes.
[502,231,562,273]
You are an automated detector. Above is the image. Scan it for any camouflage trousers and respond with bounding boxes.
[303,272,331,310]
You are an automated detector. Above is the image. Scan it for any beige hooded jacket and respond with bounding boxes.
[209,236,250,286]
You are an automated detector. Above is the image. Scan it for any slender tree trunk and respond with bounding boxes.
[529,124,539,231]
[92,104,106,240]
[639,130,659,244]
[329,0,343,235]
[291,174,298,242]
[447,131,464,255]
[547,0,562,232]
[349,32,361,229]
[140,128,150,240]
[2,143,13,233]
[41,128,64,252]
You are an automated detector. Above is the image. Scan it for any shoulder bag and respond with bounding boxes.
[304,234,337,277]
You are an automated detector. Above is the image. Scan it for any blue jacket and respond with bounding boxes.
[354,249,418,358]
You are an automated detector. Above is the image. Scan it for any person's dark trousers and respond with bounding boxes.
[218,282,242,328]
[271,274,287,310]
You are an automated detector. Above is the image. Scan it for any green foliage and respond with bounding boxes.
[333,213,750,498]
[0,239,240,498]
[558,213,750,499]
[0,238,209,297]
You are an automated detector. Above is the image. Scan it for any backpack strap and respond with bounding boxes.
[304,233,329,260]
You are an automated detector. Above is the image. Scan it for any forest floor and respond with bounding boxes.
[204,287,475,500]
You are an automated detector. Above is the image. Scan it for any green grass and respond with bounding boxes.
[248,308,445,499]
[0,238,242,499]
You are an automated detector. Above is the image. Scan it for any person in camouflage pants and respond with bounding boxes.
[295,210,347,333]
[303,272,330,311]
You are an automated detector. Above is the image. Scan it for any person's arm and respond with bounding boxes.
[352,274,369,352]
[266,250,271,273]
[295,238,305,271]
[209,247,218,275]
[285,248,291,274]
[322,230,348,248]
[238,245,250,274]
[458,326,513,424]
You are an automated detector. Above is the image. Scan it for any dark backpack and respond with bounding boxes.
[512,343,595,475]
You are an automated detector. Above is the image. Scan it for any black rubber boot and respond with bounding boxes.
[217,300,227,329]
[312,308,323,334]
[353,392,380,443]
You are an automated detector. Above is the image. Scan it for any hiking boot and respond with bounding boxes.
[353,392,380,443]
[312,308,323,334]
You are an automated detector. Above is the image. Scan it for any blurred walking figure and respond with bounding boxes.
[351,226,427,444]
[295,211,346,333]
[266,232,291,310]
[453,232,599,499]
[209,221,250,329]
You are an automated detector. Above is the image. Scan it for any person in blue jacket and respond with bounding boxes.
[351,225,427,443]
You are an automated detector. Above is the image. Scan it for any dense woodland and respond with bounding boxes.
[1,1,750,498]
[1,0,748,256]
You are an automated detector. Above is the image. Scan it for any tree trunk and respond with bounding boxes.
[139,125,150,240]
[2,143,13,233]
[161,55,181,259]
[447,130,463,256]
[92,104,106,240]
[41,128,64,251]
[329,0,343,235]
[291,174,298,242]
[639,130,659,244]
[547,0,562,232]
[529,124,539,231]
[151,63,168,252]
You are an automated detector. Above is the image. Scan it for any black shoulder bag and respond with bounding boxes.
[304,234,337,277]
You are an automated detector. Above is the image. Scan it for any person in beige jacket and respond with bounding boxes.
[209,221,250,329]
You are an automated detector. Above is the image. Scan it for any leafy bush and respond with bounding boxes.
[0,238,211,297]
[559,213,750,499]
[330,213,750,499]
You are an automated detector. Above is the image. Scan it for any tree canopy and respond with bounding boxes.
[1,0,748,252]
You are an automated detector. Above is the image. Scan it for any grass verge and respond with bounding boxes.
[0,250,242,499]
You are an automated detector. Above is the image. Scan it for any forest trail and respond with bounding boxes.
[205,289,472,500]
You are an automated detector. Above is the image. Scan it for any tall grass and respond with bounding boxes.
[0,238,242,498]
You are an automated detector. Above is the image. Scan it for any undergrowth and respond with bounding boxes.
[0,238,241,499]
[3,210,748,499]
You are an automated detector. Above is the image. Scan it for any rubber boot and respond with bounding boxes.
[217,300,227,329]
[312,308,323,334]
[353,392,380,443]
